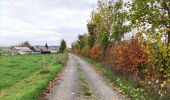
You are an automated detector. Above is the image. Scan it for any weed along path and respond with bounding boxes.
[45,54,127,100]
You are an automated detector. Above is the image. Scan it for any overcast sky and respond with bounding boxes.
[0,0,98,47]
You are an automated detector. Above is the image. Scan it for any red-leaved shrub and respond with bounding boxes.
[90,44,103,62]
[107,39,148,76]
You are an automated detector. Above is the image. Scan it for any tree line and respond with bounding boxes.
[72,0,170,99]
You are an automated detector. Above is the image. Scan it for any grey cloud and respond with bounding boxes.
[0,0,98,47]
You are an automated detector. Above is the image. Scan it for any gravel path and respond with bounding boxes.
[45,53,128,100]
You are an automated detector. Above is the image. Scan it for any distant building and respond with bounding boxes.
[9,45,59,55]
[11,47,32,55]
[31,46,41,54]
[48,46,59,53]
[31,46,50,54]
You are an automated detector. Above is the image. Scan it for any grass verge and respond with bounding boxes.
[76,63,93,97]
[81,56,150,100]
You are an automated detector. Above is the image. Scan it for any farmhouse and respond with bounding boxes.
[31,46,50,54]
[48,46,59,53]
[31,46,41,54]
[11,47,32,55]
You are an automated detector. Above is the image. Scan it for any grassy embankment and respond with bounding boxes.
[81,56,151,100]
[0,54,68,100]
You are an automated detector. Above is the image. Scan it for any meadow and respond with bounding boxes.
[0,54,68,100]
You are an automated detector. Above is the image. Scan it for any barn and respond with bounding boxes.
[10,47,32,55]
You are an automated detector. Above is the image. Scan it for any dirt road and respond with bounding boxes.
[45,54,127,100]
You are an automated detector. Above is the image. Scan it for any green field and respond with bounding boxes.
[0,54,68,100]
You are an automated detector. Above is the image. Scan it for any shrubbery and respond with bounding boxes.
[72,0,170,98]
[81,46,90,57]
[107,39,148,78]
[90,44,103,62]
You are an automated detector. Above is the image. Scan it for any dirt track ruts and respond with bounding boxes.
[45,53,128,100]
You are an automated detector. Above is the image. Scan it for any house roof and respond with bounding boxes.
[13,47,32,52]
[32,46,48,51]
[32,46,40,51]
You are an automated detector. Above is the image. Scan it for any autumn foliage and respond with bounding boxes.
[81,46,90,57]
[72,0,170,98]
[90,44,103,62]
[107,39,148,76]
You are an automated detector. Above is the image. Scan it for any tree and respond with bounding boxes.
[87,22,97,48]
[130,0,170,77]
[91,3,112,50]
[111,0,130,42]
[130,0,170,44]
[45,43,49,49]
[130,1,170,97]
[59,39,67,53]
[71,34,90,54]
[71,41,81,54]
[77,34,89,50]
[18,41,31,48]
[88,0,130,50]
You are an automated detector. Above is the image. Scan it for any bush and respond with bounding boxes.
[107,39,148,78]
[90,44,103,62]
[106,39,170,99]
[54,53,68,65]
[81,46,91,57]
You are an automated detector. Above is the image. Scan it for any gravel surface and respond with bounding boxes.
[45,53,128,100]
